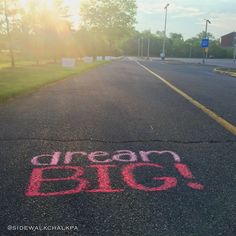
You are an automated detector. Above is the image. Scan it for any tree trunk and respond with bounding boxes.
[109,39,114,55]
[4,0,15,68]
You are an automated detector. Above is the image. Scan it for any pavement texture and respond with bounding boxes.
[0,59,235,236]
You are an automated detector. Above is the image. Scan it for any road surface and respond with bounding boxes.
[1,59,235,235]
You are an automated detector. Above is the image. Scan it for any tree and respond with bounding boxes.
[156,30,164,38]
[197,31,215,40]
[121,30,233,59]
[0,0,20,67]
[20,0,72,64]
[168,33,185,57]
[80,0,137,54]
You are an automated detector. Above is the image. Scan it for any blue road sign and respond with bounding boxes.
[201,38,209,48]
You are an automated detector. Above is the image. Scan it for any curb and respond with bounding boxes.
[214,68,236,78]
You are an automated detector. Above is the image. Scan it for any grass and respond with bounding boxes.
[214,67,236,77]
[0,60,54,69]
[0,61,108,103]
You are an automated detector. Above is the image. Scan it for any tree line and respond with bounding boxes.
[122,30,234,59]
[0,0,234,68]
[0,0,138,67]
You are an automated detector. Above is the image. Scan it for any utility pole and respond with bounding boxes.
[147,37,150,59]
[161,3,169,60]
[138,38,140,57]
[234,44,236,63]
[141,37,144,58]
[189,45,192,58]
[202,19,211,64]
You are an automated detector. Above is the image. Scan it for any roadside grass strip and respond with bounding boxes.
[0,61,108,102]
[214,67,236,78]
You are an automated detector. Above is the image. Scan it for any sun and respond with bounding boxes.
[19,0,80,12]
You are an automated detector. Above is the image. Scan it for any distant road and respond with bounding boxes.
[151,57,236,68]
[1,59,235,235]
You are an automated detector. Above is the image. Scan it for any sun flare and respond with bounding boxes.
[19,0,80,30]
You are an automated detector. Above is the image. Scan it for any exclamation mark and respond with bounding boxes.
[175,163,204,190]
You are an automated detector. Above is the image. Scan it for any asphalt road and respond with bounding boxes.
[0,59,235,236]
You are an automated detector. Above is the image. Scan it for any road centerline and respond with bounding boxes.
[137,61,236,136]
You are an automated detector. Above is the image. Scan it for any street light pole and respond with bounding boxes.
[234,46,236,63]
[141,37,144,58]
[203,19,211,64]
[147,37,150,59]
[205,19,211,38]
[138,38,140,57]
[161,3,170,60]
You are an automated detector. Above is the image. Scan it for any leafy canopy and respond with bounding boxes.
[80,0,137,41]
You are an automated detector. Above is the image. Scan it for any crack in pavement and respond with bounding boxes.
[0,137,235,144]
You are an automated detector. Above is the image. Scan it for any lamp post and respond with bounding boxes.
[147,37,150,59]
[141,37,144,58]
[203,19,211,64]
[232,34,236,63]
[204,19,211,38]
[138,38,140,57]
[234,45,236,63]
[161,3,170,60]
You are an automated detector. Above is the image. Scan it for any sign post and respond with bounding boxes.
[201,38,209,48]
[201,38,209,64]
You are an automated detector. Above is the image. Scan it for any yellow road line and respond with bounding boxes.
[137,61,236,136]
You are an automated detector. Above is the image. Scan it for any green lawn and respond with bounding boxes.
[0,61,108,102]
[0,60,54,69]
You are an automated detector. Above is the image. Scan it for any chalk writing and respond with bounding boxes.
[26,150,204,197]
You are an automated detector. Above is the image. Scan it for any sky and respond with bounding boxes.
[59,0,236,39]
[135,0,236,39]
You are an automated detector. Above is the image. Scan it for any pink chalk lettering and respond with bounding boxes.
[187,182,204,190]
[88,151,111,163]
[26,150,205,196]
[122,163,177,191]
[175,163,194,179]
[64,151,87,164]
[175,163,204,190]
[112,150,137,162]
[87,165,124,192]
[25,166,88,197]
[139,150,181,163]
[31,152,61,166]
